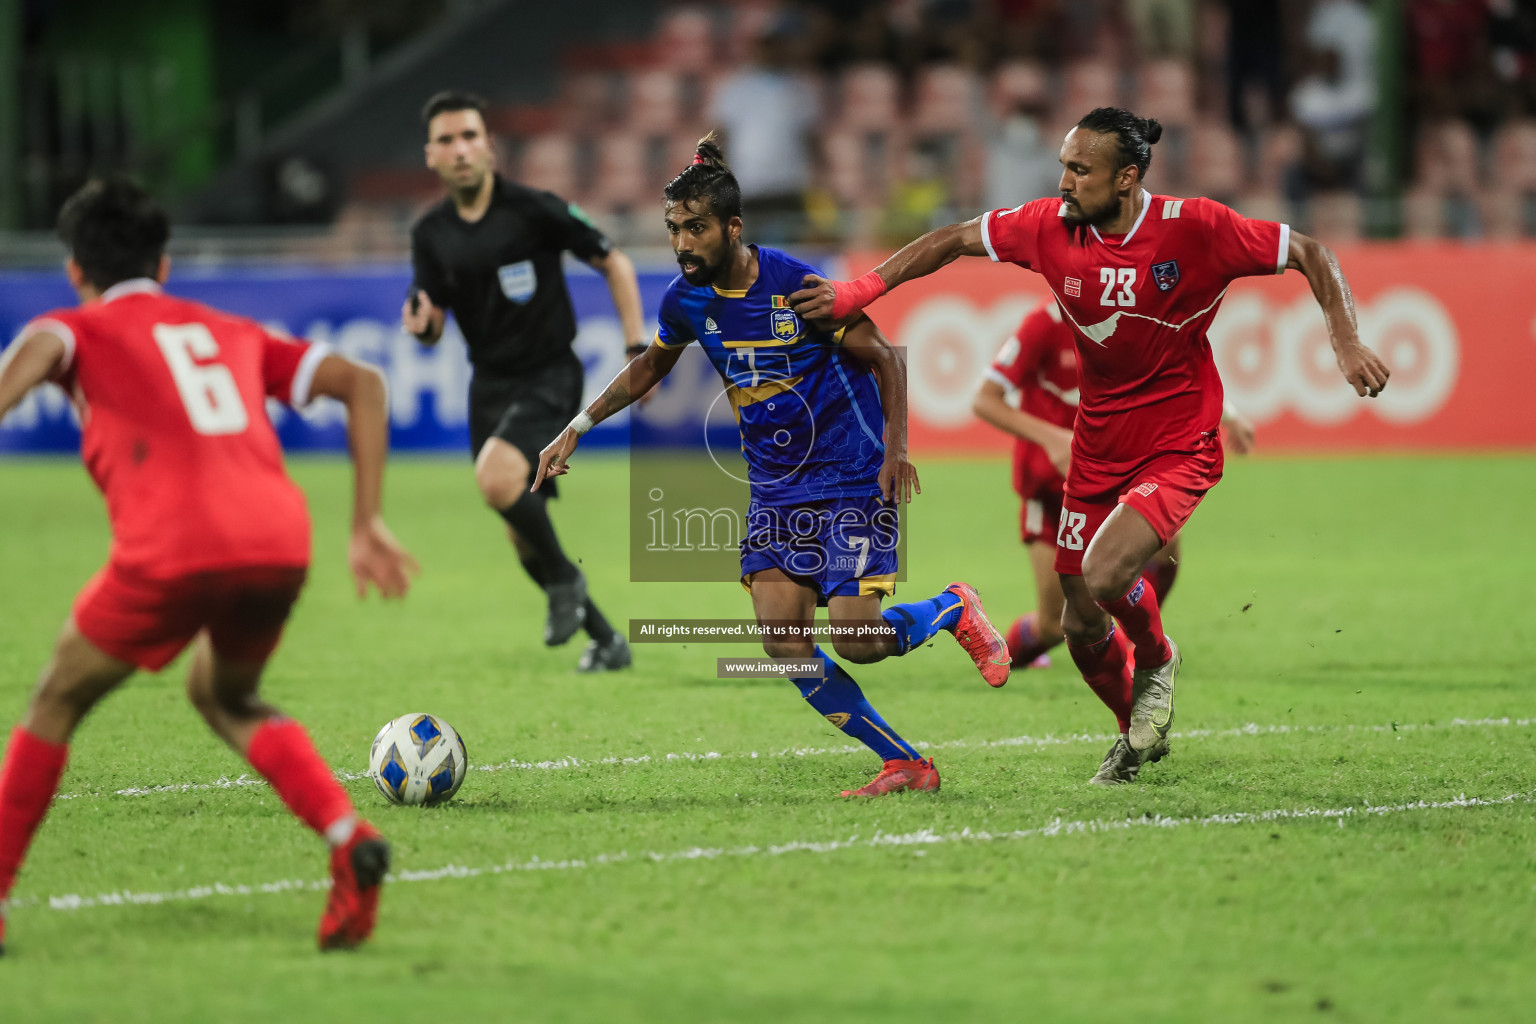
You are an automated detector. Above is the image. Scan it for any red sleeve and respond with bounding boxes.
[987,304,1055,389]
[979,198,1058,270]
[260,327,331,407]
[14,308,81,382]
[1189,198,1290,280]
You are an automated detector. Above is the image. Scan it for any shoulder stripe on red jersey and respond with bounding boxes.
[983,367,1014,391]
[1275,223,1291,275]
[16,317,77,373]
[289,342,333,409]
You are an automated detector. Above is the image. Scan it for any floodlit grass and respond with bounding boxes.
[0,452,1531,1022]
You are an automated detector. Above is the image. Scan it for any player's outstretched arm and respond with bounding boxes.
[1286,231,1390,398]
[532,340,684,491]
[971,379,1073,476]
[0,330,67,419]
[586,249,650,354]
[787,217,990,323]
[308,354,420,599]
[841,315,921,503]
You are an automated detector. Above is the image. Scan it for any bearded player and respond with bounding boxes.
[0,179,419,953]
[534,137,1012,798]
[791,107,1389,785]
[973,299,1256,677]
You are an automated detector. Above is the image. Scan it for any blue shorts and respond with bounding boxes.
[738,494,899,606]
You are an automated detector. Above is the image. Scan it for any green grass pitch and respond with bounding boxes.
[0,451,1531,1022]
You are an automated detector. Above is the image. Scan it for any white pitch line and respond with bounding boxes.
[52,715,1536,803]
[28,788,1535,915]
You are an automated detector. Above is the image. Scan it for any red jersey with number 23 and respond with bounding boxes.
[980,190,1288,500]
[19,280,329,578]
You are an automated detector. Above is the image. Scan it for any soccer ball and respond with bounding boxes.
[368,713,468,806]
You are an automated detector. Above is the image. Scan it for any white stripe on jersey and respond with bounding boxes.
[1275,223,1292,275]
[1048,285,1235,346]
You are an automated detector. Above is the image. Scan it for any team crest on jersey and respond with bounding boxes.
[1151,259,1180,292]
[771,307,800,340]
[497,260,537,304]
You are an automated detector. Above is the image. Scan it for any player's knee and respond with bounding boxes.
[1059,600,1107,646]
[1082,556,1137,605]
[475,445,529,510]
[762,638,812,660]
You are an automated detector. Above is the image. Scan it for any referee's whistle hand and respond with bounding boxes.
[401,290,437,336]
[532,428,579,492]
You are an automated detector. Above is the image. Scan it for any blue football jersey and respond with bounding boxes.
[655,246,887,505]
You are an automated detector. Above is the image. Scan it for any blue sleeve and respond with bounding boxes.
[654,282,696,350]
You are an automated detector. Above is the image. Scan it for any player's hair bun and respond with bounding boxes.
[694,131,731,173]
[1139,117,1163,145]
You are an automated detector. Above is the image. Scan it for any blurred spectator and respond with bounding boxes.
[1126,0,1195,60]
[707,15,821,241]
[1407,0,1490,118]
[984,102,1062,210]
[1290,0,1376,191]
[1222,0,1286,133]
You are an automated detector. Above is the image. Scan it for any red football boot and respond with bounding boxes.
[946,582,1012,688]
[840,758,941,797]
[318,819,390,951]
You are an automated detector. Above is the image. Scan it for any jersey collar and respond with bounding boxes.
[99,278,163,303]
[1089,189,1152,247]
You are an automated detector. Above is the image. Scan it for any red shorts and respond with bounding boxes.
[73,562,308,671]
[1019,489,1065,546]
[1053,444,1223,576]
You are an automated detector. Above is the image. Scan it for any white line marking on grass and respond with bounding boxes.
[52,716,1536,802]
[29,789,1535,915]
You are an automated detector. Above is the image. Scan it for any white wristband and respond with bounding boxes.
[568,410,595,437]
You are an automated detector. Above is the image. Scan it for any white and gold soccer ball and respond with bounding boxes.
[368,713,468,806]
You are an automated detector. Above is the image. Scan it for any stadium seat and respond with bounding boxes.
[1137,60,1197,129]
[836,64,903,132]
[654,6,715,72]
[519,132,579,198]
[1062,59,1120,115]
[1187,120,1246,202]
[988,60,1052,120]
[624,68,685,135]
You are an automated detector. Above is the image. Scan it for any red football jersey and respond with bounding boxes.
[980,190,1287,497]
[985,300,1078,498]
[17,279,329,578]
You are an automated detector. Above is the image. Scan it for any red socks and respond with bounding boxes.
[0,727,69,899]
[1067,625,1134,732]
[1103,577,1173,670]
[246,718,355,844]
[1141,560,1179,605]
[1005,612,1061,667]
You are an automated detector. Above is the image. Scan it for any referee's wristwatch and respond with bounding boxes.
[625,342,648,357]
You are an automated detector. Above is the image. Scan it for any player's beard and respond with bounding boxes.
[1062,192,1119,244]
[677,250,725,286]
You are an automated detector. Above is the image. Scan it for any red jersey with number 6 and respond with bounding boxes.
[980,190,1288,499]
[17,279,329,577]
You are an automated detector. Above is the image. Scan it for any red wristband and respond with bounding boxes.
[832,270,888,320]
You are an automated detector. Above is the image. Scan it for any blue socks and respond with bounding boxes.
[791,647,921,762]
[880,589,964,655]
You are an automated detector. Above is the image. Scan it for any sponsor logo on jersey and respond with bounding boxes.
[1064,276,1082,297]
[1151,259,1180,292]
[1133,481,1159,497]
[497,260,537,304]
[771,307,800,340]
[705,316,720,333]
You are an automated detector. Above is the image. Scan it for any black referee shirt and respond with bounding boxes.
[410,175,612,376]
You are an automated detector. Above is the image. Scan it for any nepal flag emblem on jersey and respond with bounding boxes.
[1151,259,1180,292]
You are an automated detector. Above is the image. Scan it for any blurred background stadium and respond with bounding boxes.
[2,0,1534,456]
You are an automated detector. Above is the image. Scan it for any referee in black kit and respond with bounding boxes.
[402,90,642,671]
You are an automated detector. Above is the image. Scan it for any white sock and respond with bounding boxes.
[323,815,357,849]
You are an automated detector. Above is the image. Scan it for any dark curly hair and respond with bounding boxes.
[1076,107,1164,179]
[662,131,742,222]
[56,177,170,291]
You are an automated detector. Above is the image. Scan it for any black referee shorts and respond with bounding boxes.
[469,354,585,498]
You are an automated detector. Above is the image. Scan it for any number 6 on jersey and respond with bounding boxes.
[153,322,250,436]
